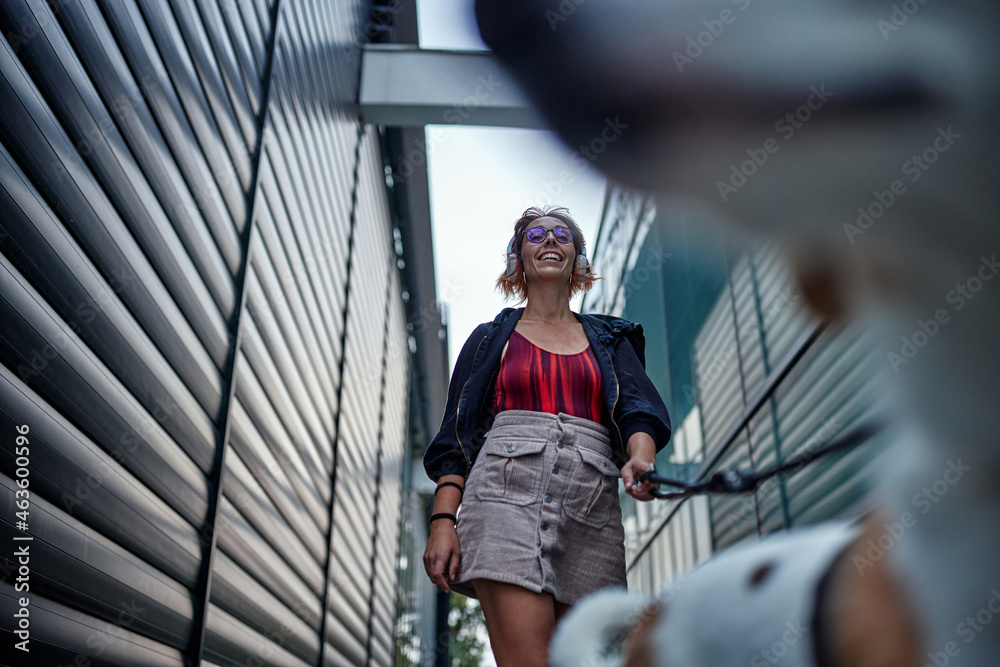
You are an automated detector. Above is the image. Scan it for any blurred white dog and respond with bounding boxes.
[475,0,1000,664]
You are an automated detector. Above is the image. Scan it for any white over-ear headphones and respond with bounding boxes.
[504,234,519,277]
[576,243,590,272]
[504,232,590,277]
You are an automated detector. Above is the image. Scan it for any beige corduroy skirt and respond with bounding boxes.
[452,410,627,604]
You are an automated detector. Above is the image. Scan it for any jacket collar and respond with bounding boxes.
[490,307,632,345]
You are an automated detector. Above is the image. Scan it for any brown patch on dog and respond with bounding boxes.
[792,255,846,322]
[623,601,664,667]
[748,561,777,588]
[823,517,923,666]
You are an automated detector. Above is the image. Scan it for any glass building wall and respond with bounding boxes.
[582,188,892,593]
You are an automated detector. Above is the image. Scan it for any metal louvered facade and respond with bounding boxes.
[0,1,418,665]
[582,189,888,594]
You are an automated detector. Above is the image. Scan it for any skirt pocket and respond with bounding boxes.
[472,437,548,506]
[563,447,620,529]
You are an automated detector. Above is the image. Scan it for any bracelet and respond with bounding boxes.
[429,513,457,525]
[435,481,464,496]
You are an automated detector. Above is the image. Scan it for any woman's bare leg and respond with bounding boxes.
[474,579,557,667]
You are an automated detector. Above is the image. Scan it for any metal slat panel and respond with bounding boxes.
[227,398,328,544]
[749,411,788,535]
[233,352,329,518]
[340,410,379,486]
[598,185,886,597]
[0,581,184,666]
[335,450,376,523]
[0,476,193,648]
[203,602,311,667]
[694,296,742,447]
[0,254,210,524]
[155,0,253,184]
[772,326,883,527]
[260,100,342,366]
[0,33,232,373]
[97,0,245,259]
[216,0,263,111]
[1,0,410,661]
[189,0,258,146]
[708,434,756,549]
[323,591,368,664]
[0,182,219,477]
[0,143,224,423]
[221,447,324,591]
[322,613,366,667]
[40,0,240,319]
[255,156,339,409]
[232,0,266,76]
[242,309,332,453]
[0,369,202,585]
[261,119,342,374]
[329,546,371,622]
[245,266,337,420]
[331,504,375,589]
[208,550,320,664]
[214,496,322,622]
[273,29,343,307]
[329,554,371,623]
[124,0,248,220]
[326,1,362,106]
[252,0,272,40]
[240,314,331,480]
[254,199,338,393]
[372,642,392,667]
[248,227,339,408]
[269,51,329,248]
[373,592,394,629]
[730,259,766,394]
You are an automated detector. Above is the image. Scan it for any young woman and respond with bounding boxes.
[422,206,672,666]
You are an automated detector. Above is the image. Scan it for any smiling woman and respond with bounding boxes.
[422,206,672,667]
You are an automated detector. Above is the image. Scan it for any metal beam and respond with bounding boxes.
[360,45,545,128]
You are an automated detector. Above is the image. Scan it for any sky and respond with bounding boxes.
[416,0,608,371]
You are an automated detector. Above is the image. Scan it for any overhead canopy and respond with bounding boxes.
[360,45,545,128]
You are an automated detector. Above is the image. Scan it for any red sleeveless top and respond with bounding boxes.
[492,329,603,422]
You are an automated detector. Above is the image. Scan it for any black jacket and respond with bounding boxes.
[423,307,672,481]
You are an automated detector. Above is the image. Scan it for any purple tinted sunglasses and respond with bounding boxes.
[524,226,574,244]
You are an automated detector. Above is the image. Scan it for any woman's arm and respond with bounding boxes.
[611,325,672,444]
[423,474,465,592]
[422,322,496,590]
[423,324,491,481]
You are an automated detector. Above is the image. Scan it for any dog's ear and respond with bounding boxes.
[623,601,665,667]
[823,516,923,666]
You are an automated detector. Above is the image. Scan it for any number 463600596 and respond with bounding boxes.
[14,424,30,530]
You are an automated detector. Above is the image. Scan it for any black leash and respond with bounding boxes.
[636,421,883,501]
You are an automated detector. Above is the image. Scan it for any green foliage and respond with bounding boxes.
[448,593,488,667]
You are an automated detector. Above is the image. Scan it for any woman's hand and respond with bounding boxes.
[622,432,659,501]
[423,520,461,592]
[622,458,658,501]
